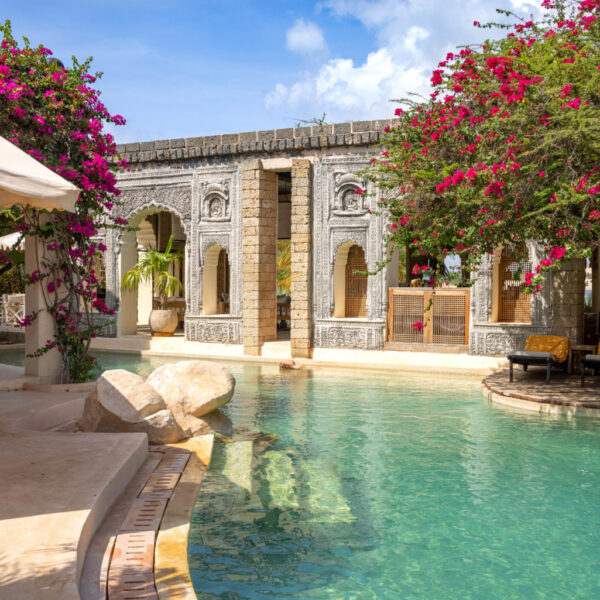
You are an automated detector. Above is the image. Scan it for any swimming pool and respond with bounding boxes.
[2,348,600,598]
[188,364,600,599]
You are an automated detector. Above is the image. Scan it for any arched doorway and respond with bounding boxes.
[118,209,187,335]
[333,242,368,318]
[202,245,230,315]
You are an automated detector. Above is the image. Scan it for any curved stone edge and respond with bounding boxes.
[482,382,600,419]
[155,435,214,599]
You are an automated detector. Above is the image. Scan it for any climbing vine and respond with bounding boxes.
[0,21,128,382]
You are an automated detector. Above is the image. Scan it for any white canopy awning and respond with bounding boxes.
[0,136,80,212]
[0,232,24,251]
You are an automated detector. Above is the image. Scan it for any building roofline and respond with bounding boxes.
[115,119,397,164]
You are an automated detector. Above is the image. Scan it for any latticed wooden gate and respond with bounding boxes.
[499,247,531,323]
[387,288,470,347]
[345,245,367,318]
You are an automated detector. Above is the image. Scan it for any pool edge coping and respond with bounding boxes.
[154,435,214,600]
[483,381,600,418]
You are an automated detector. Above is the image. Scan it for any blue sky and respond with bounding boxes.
[5,0,540,143]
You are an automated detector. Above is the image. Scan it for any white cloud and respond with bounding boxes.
[267,0,543,123]
[286,19,328,55]
[509,0,540,9]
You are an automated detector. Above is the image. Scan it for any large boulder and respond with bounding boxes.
[79,370,184,444]
[97,369,165,421]
[146,361,235,421]
[176,409,233,438]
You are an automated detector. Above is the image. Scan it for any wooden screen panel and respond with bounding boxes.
[216,249,230,298]
[345,245,367,318]
[390,292,424,342]
[499,249,531,323]
[433,294,467,344]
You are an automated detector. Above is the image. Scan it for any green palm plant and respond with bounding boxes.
[277,239,291,296]
[121,235,182,309]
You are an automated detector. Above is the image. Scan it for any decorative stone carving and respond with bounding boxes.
[185,316,242,344]
[313,320,385,350]
[313,157,386,340]
[116,186,192,228]
[332,172,368,216]
[330,229,368,265]
[200,234,230,265]
[201,181,231,222]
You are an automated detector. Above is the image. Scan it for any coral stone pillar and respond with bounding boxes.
[241,160,278,355]
[136,219,156,327]
[24,225,60,382]
[118,233,139,336]
[290,158,313,358]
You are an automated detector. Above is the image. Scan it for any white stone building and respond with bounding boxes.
[96,120,587,358]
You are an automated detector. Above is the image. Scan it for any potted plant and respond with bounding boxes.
[121,235,183,336]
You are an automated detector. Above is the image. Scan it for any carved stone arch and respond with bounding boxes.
[115,199,191,243]
[200,235,230,266]
[201,243,230,315]
[331,230,368,266]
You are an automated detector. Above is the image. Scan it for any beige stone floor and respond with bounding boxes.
[92,332,507,375]
[0,377,148,600]
[484,367,600,417]
[485,368,600,406]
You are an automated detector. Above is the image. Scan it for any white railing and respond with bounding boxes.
[1,293,25,326]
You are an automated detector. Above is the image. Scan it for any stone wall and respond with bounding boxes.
[115,120,397,166]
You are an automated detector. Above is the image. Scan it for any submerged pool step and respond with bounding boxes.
[220,440,254,494]
[260,450,300,510]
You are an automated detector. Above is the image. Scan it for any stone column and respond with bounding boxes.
[290,159,312,358]
[241,160,278,355]
[136,218,155,327]
[24,223,60,383]
[118,233,139,336]
[552,258,585,344]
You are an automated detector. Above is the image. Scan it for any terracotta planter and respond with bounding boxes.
[149,308,178,336]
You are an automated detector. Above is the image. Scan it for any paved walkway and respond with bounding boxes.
[92,333,507,375]
[0,372,148,600]
[484,368,600,416]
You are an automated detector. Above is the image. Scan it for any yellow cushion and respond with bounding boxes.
[525,335,570,363]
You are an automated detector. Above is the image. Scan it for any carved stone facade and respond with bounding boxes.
[103,120,583,356]
[469,242,584,355]
[312,157,387,349]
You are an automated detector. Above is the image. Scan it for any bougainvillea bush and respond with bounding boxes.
[0,21,128,382]
[367,0,600,292]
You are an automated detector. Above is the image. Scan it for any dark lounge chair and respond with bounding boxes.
[507,335,570,385]
[580,350,600,387]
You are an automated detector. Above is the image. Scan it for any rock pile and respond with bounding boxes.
[79,360,235,443]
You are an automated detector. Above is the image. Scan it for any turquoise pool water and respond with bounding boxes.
[189,365,600,600]
[2,349,600,598]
